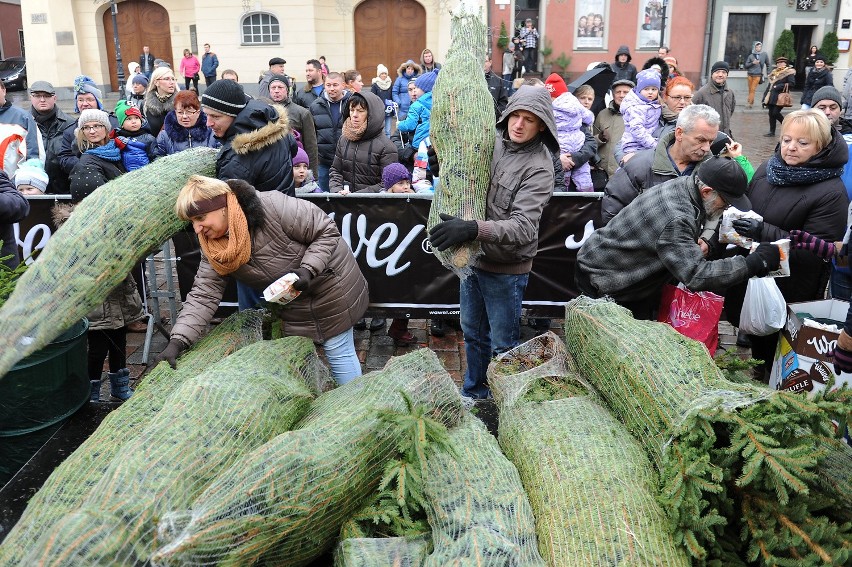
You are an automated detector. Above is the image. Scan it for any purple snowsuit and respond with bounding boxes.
[619,88,662,157]
[552,92,594,191]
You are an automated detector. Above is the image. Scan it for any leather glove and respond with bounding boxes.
[789,229,836,261]
[149,338,188,370]
[426,145,440,177]
[732,218,764,240]
[428,213,478,252]
[291,267,313,292]
[831,330,852,374]
[745,242,781,277]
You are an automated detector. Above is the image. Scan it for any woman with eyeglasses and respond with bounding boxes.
[655,76,695,140]
[143,67,178,136]
[156,90,220,157]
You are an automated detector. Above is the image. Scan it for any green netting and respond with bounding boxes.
[19,337,325,565]
[564,297,852,565]
[150,348,464,566]
[0,310,263,566]
[0,147,219,378]
[422,413,545,566]
[488,333,689,566]
[334,536,431,567]
[427,6,494,277]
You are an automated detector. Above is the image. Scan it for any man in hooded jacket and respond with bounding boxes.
[610,45,638,84]
[427,85,559,399]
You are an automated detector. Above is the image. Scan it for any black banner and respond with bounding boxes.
[15,193,601,318]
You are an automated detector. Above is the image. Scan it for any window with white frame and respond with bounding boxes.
[241,12,280,46]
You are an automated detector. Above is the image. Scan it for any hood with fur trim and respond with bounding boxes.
[224,178,267,232]
[397,60,422,78]
[227,101,291,155]
[642,56,670,91]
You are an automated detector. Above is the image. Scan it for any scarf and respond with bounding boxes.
[197,192,252,275]
[342,117,368,141]
[765,154,843,186]
[32,106,57,127]
[85,140,122,161]
[374,76,392,90]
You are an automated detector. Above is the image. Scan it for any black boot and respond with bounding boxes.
[369,318,386,332]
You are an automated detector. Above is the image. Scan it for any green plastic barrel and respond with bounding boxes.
[0,319,89,485]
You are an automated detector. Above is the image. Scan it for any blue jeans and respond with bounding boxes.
[384,115,394,137]
[237,281,264,310]
[323,327,362,385]
[830,265,852,300]
[460,268,529,398]
[318,164,330,192]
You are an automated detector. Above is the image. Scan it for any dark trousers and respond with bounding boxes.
[767,104,784,134]
[574,267,659,320]
[204,75,216,87]
[524,47,538,73]
[88,328,127,380]
[184,76,199,91]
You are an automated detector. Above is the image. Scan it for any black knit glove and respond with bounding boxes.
[291,267,313,292]
[745,243,781,277]
[149,338,188,370]
[428,213,478,252]
[427,145,440,177]
[732,218,764,240]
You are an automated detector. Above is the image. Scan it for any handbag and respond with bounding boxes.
[657,284,725,355]
[193,72,200,81]
[776,83,792,108]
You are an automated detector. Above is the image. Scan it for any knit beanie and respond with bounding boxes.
[201,79,248,117]
[73,75,104,112]
[14,159,49,192]
[131,74,149,88]
[711,61,730,74]
[544,73,568,99]
[268,74,290,89]
[382,163,411,190]
[377,64,389,76]
[634,69,661,94]
[415,71,438,93]
[114,100,142,127]
[292,147,309,167]
[77,109,112,132]
[812,85,843,107]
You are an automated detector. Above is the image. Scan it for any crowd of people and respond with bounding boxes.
[4,37,852,399]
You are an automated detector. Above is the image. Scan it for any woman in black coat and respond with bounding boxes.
[801,54,834,108]
[727,109,850,377]
[762,56,796,137]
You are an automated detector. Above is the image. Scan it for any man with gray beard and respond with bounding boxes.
[575,156,779,319]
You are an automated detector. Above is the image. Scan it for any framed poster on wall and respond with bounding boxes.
[574,0,607,50]
[637,0,671,49]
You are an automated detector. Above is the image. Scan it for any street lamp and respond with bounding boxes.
[110,0,125,100]
[659,0,669,49]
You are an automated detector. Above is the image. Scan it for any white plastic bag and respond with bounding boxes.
[739,276,786,336]
[720,207,763,249]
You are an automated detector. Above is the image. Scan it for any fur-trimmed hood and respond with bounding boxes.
[642,56,670,91]
[397,60,422,78]
[223,178,267,233]
[51,202,75,227]
[227,101,291,155]
[163,108,213,143]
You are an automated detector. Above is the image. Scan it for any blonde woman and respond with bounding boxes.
[143,66,178,135]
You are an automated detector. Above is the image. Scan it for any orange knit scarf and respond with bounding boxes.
[197,192,252,275]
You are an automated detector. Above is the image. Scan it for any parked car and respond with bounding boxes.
[0,57,27,91]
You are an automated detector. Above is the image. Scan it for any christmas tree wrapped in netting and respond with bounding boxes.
[422,413,545,567]
[564,296,852,566]
[334,536,431,567]
[150,348,464,566]
[0,147,219,378]
[427,5,495,277]
[488,332,690,566]
[19,336,327,566]
[0,309,263,566]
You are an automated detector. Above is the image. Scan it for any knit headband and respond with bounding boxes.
[187,194,228,217]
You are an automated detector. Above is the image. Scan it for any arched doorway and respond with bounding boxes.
[354,0,426,84]
[102,0,173,91]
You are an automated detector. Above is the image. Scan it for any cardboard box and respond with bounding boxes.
[769,299,851,394]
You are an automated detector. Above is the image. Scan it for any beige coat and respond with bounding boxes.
[171,183,368,345]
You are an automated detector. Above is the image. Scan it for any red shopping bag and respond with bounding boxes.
[657,284,725,355]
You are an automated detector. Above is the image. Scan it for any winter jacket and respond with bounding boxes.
[392,60,422,120]
[619,89,662,156]
[139,52,155,74]
[293,83,322,109]
[156,110,220,156]
[69,144,125,202]
[281,99,319,178]
[485,71,508,120]
[201,52,219,78]
[128,92,146,115]
[113,126,157,171]
[502,51,515,76]
[593,100,625,178]
[745,129,850,304]
[801,67,834,107]
[763,67,796,106]
[310,91,352,167]
[692,81,736,136]
[329,91,398,193]
[31,106,76,194]
[610,46,638,84]
[396,91,432,151]
[0,101,40,178]
[58,113,119,175]
[216,100,298,196]
[143,90,177,135]
[170,180,368,346]
[179,55,201,79]
[370,80,393,105]
[0,170,29,268]
[420,50,442,73]
[553,92,594,191]
[745,44,769,77]
[578,174,752,302]
[472,85,559,274]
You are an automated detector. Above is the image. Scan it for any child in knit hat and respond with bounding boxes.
[619,68,662,162]
[128,74,148,113]
[14,159,49,195]
[397,71,437,152]
[546,73,594,191]
[112,100,157,172]
[381,162,413,193]
[293,147,322,194]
